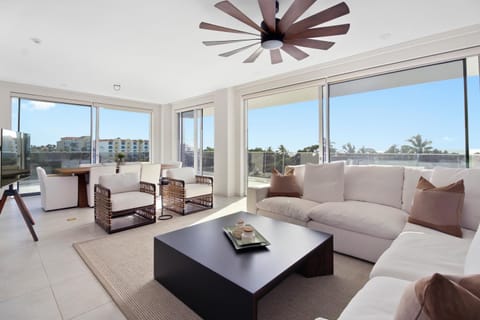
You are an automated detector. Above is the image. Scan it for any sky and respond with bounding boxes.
[10,75,480,154]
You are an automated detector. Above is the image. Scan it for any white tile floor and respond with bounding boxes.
[0,195,246,319]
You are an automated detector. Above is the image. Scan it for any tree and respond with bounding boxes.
[277,144,288,154]
[401,145,414,153]
[406,134,433,153]
[297,144,319,153]
[385,144,400,153]
[358,146,377,154]
[342,143,356,153]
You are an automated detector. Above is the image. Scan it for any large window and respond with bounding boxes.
[11,97,152,194]
[329,60,468,168]
[246,86,320,183]
[178,106,214,175]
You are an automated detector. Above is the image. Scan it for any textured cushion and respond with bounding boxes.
[308,201,407,240]
[110,191,153,212]
[338,276,411,320]
[268,168,301,197]
[166,167,196,184]
[344,165,404,208]
[409,177,464,237]
[184,183,212,198]
[431,167,480,230]
[99,172,140,194]
[402,167,432,213]
[370,223,476,281]
[285,164,305,195]
[303,162,344,203]
[394,273,480,320]
[464,228,480,275]
[256,197,319,222]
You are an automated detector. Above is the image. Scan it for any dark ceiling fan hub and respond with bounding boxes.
[260,19,284,50]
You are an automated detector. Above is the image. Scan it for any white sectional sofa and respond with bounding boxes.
[248,164,480,318]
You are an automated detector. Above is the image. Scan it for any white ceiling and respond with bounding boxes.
[0,0,479,104]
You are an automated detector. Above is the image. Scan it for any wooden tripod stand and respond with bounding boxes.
[0,184,38,241]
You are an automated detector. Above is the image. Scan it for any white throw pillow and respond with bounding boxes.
[431,167,480,230]
[302,162,344,203]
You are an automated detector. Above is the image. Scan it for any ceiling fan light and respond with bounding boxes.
[261,39,283,50]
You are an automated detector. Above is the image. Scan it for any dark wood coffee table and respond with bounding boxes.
[154,211,333,320]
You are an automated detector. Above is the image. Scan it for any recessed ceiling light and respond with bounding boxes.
[30,37,42,44]
[113,84,121,91]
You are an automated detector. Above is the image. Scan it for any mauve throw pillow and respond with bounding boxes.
[268,168,301,198]
[409,176,464,237]
[394,273,480,320]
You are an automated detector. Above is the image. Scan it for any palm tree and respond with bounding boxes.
[406,134,433,153]
[342,143,356,153]
[385,144,400,153]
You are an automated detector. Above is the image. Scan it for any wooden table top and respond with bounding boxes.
[55,167,91,175]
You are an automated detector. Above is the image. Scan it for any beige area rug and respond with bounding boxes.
[74,206,373,320]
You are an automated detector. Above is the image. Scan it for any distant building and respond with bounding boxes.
[56,136,149,155]
[57,136,91,152]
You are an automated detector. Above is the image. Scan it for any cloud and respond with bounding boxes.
[28,101,55,111]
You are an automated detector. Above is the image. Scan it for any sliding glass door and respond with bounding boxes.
[178,106,214,175]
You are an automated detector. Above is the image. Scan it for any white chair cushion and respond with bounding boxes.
[338,276,411,320]
[344,165,404,209]
[110,191,154,212]
[285,164,305,195]
[401,167,432,213]
[166,167,196,184]
[257,197,319,222]
[303,162,344,203]
[431,167,480,230]
[370,222,476,281]
[308,201,407,240]
[100,172,140,194]
[184,183,212,198]
[464,228,480,275]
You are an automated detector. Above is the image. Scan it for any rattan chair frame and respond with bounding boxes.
[94,181,156,233]
[161,175,213,215]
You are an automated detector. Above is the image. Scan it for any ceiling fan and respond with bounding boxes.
[199,0,350,64]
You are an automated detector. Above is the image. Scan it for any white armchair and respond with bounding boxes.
[36,167,78,211]
[87,166,117,207]
[118,163,142,179]
[162,167,213,215]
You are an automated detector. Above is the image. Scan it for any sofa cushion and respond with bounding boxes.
[464,228,480,275]
[431,167,480,230]
[308,201,407,240]
[110,191,154,213]
[338,276,411,320]
[303,162,344,203]
[370,223,476,281]
[256,197,319,222]
[402,167,432,213]
[344,165,404,209]
[285,164,305,195]
[409,177,464,237]
[99,172,140,194]
[394,273,480,320]
[268,168,301,197]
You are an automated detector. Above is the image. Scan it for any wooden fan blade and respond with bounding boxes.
[199,22,258,36]
[244,47,264,63]
[281,44,309,60]
[258,0,276,32]
[278,0,316,34]
[270,49,283,64]
[284,38,334,50]
[215,1,266,34]
[287,2,350,35]
[285,24,350,40]
[203,39,259,46]
[219,42,260,57]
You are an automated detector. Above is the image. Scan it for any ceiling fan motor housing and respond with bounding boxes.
[260,20,284,49]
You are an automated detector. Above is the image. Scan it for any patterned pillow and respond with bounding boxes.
[409,176,464,237]
[268,168,301,198]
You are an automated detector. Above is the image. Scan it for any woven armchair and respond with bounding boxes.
[161,167,213,215]
[94,172,156,233]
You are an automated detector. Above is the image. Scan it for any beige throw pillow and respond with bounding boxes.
[395,273,480,320]
[303,162,344,203]
[268,168,301,198]
[409,176,464,237]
